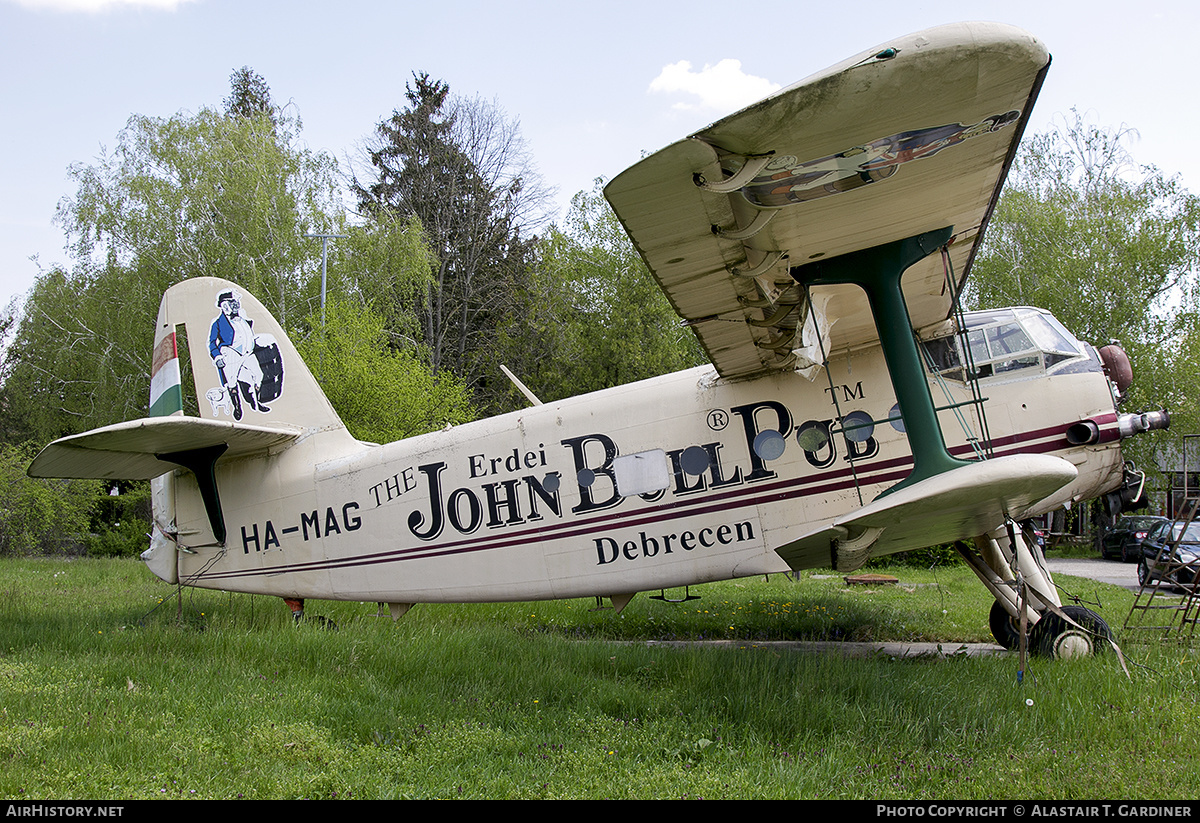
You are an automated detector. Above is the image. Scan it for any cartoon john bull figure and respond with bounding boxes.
[208,288,284,420]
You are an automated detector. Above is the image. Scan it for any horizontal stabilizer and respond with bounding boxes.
[774,454,1078,572]
[28,416,302,480]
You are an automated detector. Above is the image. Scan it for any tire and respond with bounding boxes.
[1138,557,1150,586]
[1030,605,1112,659]
[1179,564,1198,588]
[1120,543,1132,563]
[988,601,1026,650]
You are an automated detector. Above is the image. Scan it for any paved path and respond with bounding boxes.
[638,557,1146,658]
[639,638,1010,657]
[1044,555,1141,592]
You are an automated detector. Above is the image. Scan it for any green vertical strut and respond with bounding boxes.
[791,226,969,496]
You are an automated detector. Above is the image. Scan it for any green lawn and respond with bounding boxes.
[0,556,1195,799]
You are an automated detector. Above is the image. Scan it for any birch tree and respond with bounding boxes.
[969,110,1200,483]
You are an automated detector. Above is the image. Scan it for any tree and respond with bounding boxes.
[224,66,275,124]
[494,181,706,405]
[0,71,474,555]
[968,110,1200,487]
[321,211,437,348]
[59,104,342,320]
[0,101,342,444]
[0,75,441,446]
[0,265,158,443]
[352,73,552,411]
[295,297,475,443]
[968,110,1200,349]
[0,442,100,556]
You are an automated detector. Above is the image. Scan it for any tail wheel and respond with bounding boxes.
[1030,605,1112,659]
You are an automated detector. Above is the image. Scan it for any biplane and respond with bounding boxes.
[29,21,1169,657]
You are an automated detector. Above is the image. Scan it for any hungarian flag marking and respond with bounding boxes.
[149,331,182,417]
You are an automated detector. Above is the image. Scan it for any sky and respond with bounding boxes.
[2,0,1197,308]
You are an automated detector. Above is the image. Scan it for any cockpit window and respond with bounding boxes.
[985,323,1033,356]
[1022,312,1081,368]
[922,308,1084,383]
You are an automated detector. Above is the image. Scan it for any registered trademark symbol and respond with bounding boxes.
[706,410,729,431]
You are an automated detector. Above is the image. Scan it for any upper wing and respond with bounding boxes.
[604,22,1050,380]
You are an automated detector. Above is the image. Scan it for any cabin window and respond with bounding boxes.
[753,430,788,460]
[921,308,1084,384]
[840,410,875,443]
[679,445,712,476]
[796,420,832,451]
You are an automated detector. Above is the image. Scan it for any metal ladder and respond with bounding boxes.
[1123,494,1200,642]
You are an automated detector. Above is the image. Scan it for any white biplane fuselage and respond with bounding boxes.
[180,306,1127,608]
[30,22,1169,654]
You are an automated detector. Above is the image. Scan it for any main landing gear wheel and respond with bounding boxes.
[988,601,1025,650]
[1029,605,1112,659]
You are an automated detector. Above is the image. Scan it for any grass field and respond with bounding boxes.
[0,555,1196,799]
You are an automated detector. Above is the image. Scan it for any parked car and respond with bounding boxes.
[1020,520,1046,549]
[1102,515,1168,562]
[1137,519,1200,589]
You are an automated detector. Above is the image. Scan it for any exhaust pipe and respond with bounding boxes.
[1067,409,1169,445]
[1118,409,1170,439]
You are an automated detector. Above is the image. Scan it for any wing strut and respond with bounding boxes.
[791,226,969,496]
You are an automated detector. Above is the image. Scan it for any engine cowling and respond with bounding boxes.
[1098,344,1133,395]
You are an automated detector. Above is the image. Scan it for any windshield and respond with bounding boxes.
[1123,517,1163,530]
[1168,522,1200,543]
[922,308,1085,383]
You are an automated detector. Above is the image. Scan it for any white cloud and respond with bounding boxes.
[648,59,780,113]
[6,0,196,11]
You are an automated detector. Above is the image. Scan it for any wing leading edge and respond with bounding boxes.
[604,22,1050,380]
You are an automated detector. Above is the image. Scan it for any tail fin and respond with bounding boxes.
[155,277,345,433]
[31,279,347,553]
[31,278,340,551]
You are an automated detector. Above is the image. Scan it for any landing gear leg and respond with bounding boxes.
[956,523,1112,657]
[282,597,337,630]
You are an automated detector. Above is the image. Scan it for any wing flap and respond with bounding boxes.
[28,416,303,480]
